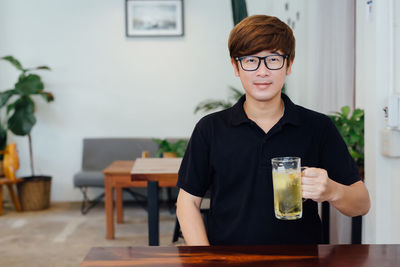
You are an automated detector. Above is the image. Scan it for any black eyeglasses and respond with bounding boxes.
[235,54,288,71]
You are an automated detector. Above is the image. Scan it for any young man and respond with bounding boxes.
[176,15,370,246]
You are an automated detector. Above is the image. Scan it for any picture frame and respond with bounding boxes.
[125,0,184,37]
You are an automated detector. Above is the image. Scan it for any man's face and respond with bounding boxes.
[231,50,292,103]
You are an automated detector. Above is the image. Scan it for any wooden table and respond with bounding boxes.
[131,158,182,246]
[103,161,144,240]
[103,159,180,243]
[80,244,400,266]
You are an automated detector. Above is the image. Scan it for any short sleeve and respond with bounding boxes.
[177,119,212,197]
[319,118,361,185]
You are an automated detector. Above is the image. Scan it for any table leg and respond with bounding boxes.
[105,175,114,239]
[147,181,159,246]
[351,216,362,244]
[116,187,123,223]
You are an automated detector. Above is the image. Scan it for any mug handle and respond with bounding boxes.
[301,167,308,202]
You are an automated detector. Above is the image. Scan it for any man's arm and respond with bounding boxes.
[302,168,370,217]
[176,189,210,245]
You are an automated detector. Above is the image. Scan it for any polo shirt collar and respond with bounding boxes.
[229,93,302,127]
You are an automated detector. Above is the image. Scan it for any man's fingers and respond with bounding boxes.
[301,184,315,193]
[302,177,316,185]
[302,191,316,200]
[302,167,320,177]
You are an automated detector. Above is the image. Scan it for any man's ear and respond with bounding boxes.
[231,58,240,77]
[286,60,294,75]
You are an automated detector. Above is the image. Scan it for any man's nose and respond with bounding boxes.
[256,60,271,76]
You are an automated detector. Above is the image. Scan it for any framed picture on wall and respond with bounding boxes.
[125,0,184,37]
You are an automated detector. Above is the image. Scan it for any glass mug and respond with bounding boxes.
[271,157,302,220]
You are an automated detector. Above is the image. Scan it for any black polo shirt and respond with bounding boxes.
[177,93,360,245]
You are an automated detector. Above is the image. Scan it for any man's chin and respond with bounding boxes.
[249,91,281,102]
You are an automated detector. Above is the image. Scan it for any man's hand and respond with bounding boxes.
[301,167,370,217]
[301,167,340,203]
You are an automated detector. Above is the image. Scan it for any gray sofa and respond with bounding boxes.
[73,138,159,214]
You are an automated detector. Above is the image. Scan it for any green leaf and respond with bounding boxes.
[340,106,350,118]
[26,65,51,72]
[0,89,17,108]
[349,134,360,145]
[352,109,364,120]
[228,86,243,102]
[1,55,24,71]
[0,122,7,154]
[6,102,16,114]
[194,100,232,114]
[7,96,36,136]
[36,65,51,70]
[15,74,44,94]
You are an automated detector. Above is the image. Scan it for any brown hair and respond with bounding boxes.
[228,15,295,65]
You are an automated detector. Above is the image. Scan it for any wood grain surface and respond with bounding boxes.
[80,244,400,266]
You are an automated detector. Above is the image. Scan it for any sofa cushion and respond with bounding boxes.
[73,171,104,187]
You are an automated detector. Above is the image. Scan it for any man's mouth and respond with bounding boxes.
[253,81,272,88]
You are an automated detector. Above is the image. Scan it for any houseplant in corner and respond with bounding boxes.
[328,106,364,174]
[0,55,54,211]
[153,138,188,158]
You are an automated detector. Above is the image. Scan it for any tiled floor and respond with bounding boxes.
[0,201,182,267]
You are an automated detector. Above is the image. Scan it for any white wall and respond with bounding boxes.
[356,0,400,243]
[0,0,240,201]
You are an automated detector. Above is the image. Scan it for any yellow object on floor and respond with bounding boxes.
[0,143,23,215]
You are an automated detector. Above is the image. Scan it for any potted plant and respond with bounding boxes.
[328,106,364,172]
[0,55,54,211]
[153,138,188,158]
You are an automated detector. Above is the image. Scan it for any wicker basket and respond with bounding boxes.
[17,176,52,211]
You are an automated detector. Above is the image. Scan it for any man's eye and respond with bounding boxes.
[268,56,281,62]
[244,57,257,63]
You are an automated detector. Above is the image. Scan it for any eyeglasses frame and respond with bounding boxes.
[235,54,289,71]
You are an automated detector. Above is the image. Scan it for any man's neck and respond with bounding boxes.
[243,93,284,123]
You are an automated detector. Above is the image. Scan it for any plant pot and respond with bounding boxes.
[17,175,52,211]
[163,152,177,158]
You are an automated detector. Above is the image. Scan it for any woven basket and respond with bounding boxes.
[17,176,52,211]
